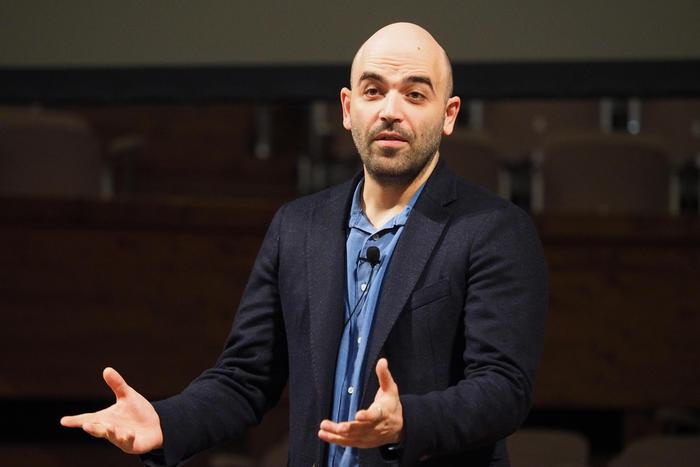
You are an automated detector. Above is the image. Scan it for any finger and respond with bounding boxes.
[343,420,376,437]
[103,367,129,400]
[60,414,94,427]
[355,404,382,423]
[119,429,136,452]
[318,429,374,449]
[108,427,137,452]
[319,429,352,446]
[83,422,111,439]
[319,419,352,435]
[375,358,396,393]
[83,422,132,451]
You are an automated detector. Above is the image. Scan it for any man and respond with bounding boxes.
[61,22,547,466]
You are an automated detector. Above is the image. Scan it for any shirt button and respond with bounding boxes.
[347,386,354,395]
[360,283,367,291]
[372,234,379,240]
[357,336,362,344]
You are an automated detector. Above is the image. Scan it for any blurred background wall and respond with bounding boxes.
[2,0,700,65]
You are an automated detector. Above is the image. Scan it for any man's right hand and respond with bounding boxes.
[60,367,163,454]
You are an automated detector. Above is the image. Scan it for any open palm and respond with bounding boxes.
[60,367,163,454]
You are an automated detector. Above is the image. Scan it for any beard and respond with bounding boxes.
[352,118,444,186]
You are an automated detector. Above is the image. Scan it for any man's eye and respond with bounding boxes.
[408,91,425,100]
[365,88,379,96]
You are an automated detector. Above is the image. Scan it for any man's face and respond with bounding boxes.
[341,36,459,186]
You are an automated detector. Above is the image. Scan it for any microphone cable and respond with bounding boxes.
[343,246,380,329]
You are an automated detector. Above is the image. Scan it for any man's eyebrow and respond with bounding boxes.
[356,72,435,94]
[358,71,386,85]
[406,75,434,92]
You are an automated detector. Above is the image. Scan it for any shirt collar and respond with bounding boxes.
[348,178,426,232]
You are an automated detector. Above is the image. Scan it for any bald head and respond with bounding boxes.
[350,22,453,100]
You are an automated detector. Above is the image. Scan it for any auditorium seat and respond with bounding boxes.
[608,435,700,467]
[507,428,590,467]
[483,99,601,163]
[640,99,700,213]
[0,443,152,467]
[439,129,504,196]
[299,101,360,191]
[641,98,700,164]
[0,107,105,198]
[534,132,671,215]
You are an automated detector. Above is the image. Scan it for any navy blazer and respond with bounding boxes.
[148,160,548,467]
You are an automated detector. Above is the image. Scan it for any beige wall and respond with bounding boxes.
[1,0,699,66]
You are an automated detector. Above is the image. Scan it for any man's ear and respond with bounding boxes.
[442,96,461,136]
[340,87,352,130]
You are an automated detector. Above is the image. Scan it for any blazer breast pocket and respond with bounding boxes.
[409,278,451,310]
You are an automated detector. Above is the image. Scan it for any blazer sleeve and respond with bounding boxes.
[142,204,290,467]
[398,204,548,464]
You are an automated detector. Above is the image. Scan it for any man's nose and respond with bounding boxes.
[378,91,403,123]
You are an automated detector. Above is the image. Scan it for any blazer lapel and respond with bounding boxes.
[361,162,456,402]
[307,177,358,420]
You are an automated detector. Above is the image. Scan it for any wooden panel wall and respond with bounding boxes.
[535,216,700,408]
[1,199,699,409]
[0,197,279,399]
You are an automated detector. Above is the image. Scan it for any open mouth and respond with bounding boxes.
[374,132,408,143]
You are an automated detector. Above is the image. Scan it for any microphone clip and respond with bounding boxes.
[360,246,381,268]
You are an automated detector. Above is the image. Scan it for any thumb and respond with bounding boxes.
[375,358,396,393]
[103,367,129,400]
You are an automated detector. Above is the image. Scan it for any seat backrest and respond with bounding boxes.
[0,107,102,198]
[538,132,670,215]
[439,130,503,195]
[484,99,600,163]
[641,98,700,164]
[609,435,700,467]
[507,428,590,467]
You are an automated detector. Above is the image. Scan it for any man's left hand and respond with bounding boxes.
[318,358,403,448]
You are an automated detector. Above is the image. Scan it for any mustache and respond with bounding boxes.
[368,123,412,141]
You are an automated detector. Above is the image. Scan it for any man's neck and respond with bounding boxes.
[361,153,438,228]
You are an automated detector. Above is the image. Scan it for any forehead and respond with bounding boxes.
[352,39,444,87]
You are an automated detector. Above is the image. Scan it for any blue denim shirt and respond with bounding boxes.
[328,179,425,466]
